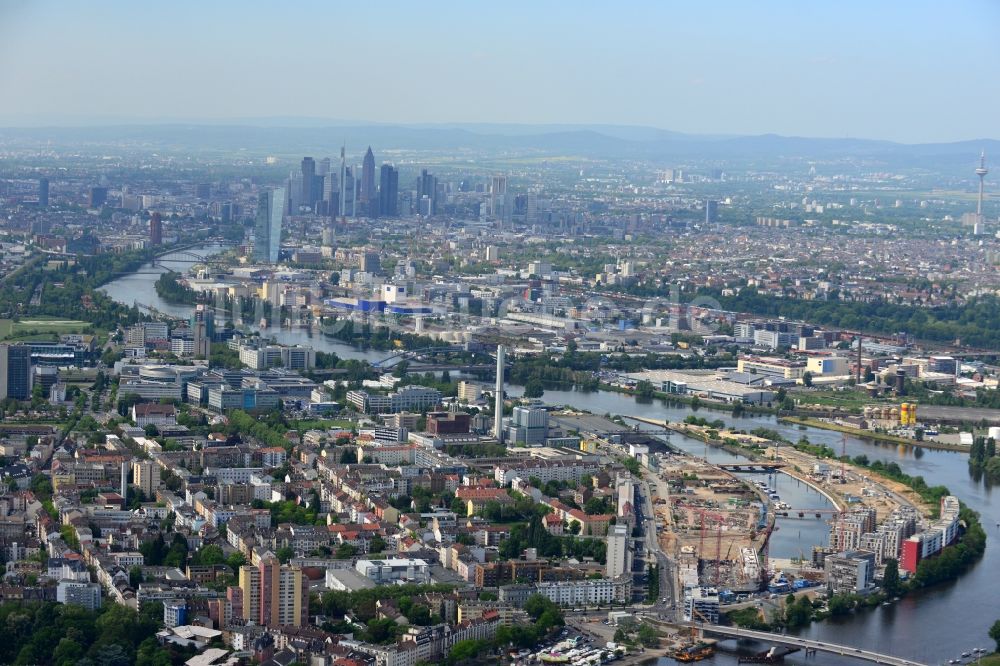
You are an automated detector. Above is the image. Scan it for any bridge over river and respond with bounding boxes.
[691,623,928,666]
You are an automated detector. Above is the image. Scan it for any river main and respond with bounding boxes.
[102,244,996,666]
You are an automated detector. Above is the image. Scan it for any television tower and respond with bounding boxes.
[976,151,988,217]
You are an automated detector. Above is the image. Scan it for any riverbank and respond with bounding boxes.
[779,415,971,452]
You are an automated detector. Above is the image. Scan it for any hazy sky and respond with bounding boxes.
[1,0,998,142]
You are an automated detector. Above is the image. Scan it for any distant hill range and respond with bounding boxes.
[1,120,997,164]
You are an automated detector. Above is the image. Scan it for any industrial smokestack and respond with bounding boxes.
[856,335,863,384]
[494,345,505,443]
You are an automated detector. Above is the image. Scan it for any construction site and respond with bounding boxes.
[651,449,773,593]
[647,422,931,598]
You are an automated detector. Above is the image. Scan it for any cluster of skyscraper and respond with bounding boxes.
[251,145,524,263]
[290,146,406,219]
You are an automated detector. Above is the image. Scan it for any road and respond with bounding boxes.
[634,458,678,617]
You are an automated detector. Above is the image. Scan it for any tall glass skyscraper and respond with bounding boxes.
[0,343,32,400]
[253,188,285,264]
[378,163,398,217]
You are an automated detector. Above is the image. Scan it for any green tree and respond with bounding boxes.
[646,564,660,602]
[802,371,813,388]
[52,636,85,666]
[227,552,247,573]
[882,558,902,597]
[523,379,545,399]
[450,639,488,663]
[989,619,1000,651]
[191,544,225,566]
[783,594,813,628]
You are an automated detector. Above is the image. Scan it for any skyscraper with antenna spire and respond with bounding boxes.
[339,144,346,218]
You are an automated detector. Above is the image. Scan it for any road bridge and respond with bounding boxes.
[623,415,671,429]
[688,623,927,666]
[717,463,786,472]
[371,344,489,369]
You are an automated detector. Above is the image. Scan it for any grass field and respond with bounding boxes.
[794,389,875,411]
[0,316,93,341]
[292,419,356,432]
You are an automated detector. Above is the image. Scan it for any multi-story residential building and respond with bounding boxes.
[259,447,287,468]
[901,495,961,574]
[456,381,483,402]
[606,524,631,579]
[236,557,308,628]
[57,580,102,610]
[494,459,599,486]
[532,576,631,606]
[825,551,876,595]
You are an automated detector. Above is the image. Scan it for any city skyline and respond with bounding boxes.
[1,1,999,143]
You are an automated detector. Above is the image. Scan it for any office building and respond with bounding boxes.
[606,524,632,579]
[0,343,33,400]
[684,587,720,623]
[88,186,108,208]
[505,406,548,445]
[237,558,308,628]
[705,199,718,224]
[149,212,163,246]
[360,146,376,214]
[38,177,49,207]
[490,175,512,225]
[427,411,471,434]
[301,157,317,208]
[346,385,442,414]
[355,558,430,584]
[163,601,188,628]
[379,163,399,217]
[253,188,285,264]
[418,169,437,215]
[359,250,381,274]
[207,385,280,412]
